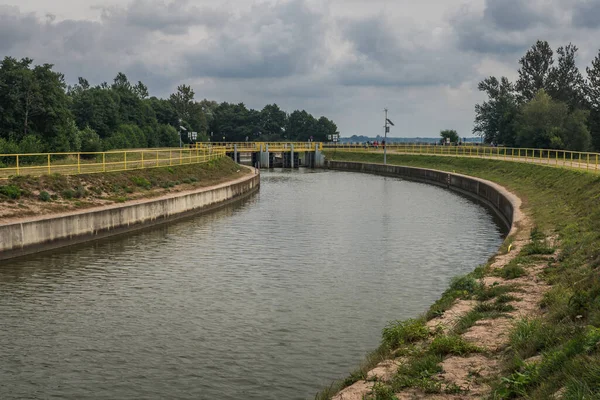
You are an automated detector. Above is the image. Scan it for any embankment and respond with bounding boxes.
[0,170,259,261]
[318,153,600,399]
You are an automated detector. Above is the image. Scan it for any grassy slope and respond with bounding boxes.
[0,157,249,219]
[322,152,600,399]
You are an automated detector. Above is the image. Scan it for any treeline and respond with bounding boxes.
[0,57,339,154]
[475,41,600,151]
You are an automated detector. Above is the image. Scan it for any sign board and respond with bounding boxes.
[188,132,197,141]
[327,135,332,141]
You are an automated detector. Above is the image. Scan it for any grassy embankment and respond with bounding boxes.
[0,157,248,220]
[318,151,600,399]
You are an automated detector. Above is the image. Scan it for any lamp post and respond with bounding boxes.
[179,125,187,148]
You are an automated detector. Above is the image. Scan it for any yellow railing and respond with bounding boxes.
[194,142,323,152]
[324,144,600,173]
[0,148,226,179]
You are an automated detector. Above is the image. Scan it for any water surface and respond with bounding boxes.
[0,170,504,399]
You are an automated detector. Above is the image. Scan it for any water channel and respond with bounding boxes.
[0,169,505,400]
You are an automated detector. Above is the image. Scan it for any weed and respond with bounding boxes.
[476,284,519,301]
[131,176,152,189]
[509,319,560,360]
[498,261,527,280]
[367,383,398,400]
[453,309,507,335]
[382,319,429,348]
[391,354,443,392]
[522,241,555,256]
[474,301,515,313]
[428,335,481,356]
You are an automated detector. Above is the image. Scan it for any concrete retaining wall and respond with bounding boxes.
[326,161,519,232]
[0,172,260,261]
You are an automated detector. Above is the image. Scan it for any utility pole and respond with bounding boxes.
[384,108,388,165]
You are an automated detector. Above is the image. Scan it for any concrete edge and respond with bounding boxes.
[0,169,260,261]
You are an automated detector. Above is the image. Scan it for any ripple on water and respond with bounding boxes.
[0,170,504,400]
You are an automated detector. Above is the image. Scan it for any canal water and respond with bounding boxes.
[0,170,504,400]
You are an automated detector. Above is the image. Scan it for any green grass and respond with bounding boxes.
[324,151,600,398]
[382,318,429,348]
[428,334,481,356]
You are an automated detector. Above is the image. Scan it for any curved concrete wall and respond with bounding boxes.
[326,161,520,233]
[0,173,260,261]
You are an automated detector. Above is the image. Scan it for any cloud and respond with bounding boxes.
[572,0,600,28]
[451,0,560,55]
[182,0,329,79]
[0,6,38,51]
[335,15,475,87]
[100,0,230,35]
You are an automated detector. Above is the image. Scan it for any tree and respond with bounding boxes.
[0,57,73,151]
[440,129,459,144]
[260,104,287,138]
[169,84,195,123]
[287,110,317,141]
[587,49,600,150]
[315,117,339,142]
[516,89,591,151]
[516,41,554,102]
[474,76,519,145]
[547,43,588,110]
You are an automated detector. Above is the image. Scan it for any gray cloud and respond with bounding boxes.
[183,0,328,79]
[0,6,38,51]
[451,0,560,55]
[572,0,600,28]
[337,15,475,87]
[484,0,554,31]
[100,0,230,35]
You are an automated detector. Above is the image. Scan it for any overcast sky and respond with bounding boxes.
[1,0,599,137]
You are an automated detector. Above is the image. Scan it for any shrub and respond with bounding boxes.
[38,191,51,202]
[74,186,87,199]
[0,184,21,199]
[61,189,75,199]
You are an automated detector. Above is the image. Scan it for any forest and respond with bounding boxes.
[0,57,339,154]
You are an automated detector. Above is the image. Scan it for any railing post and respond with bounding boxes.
[48,154,51,175]
[78,153,81,173]
[16,155,19,176]
[103,153,106,172]
[170,150,173,166]
[587,154,590,171]
[180,149,183,165]
[141,151,144,169]
[156,151,159,167]
[124,152,127,170]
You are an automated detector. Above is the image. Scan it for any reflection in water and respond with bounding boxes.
[0,170,504,400]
